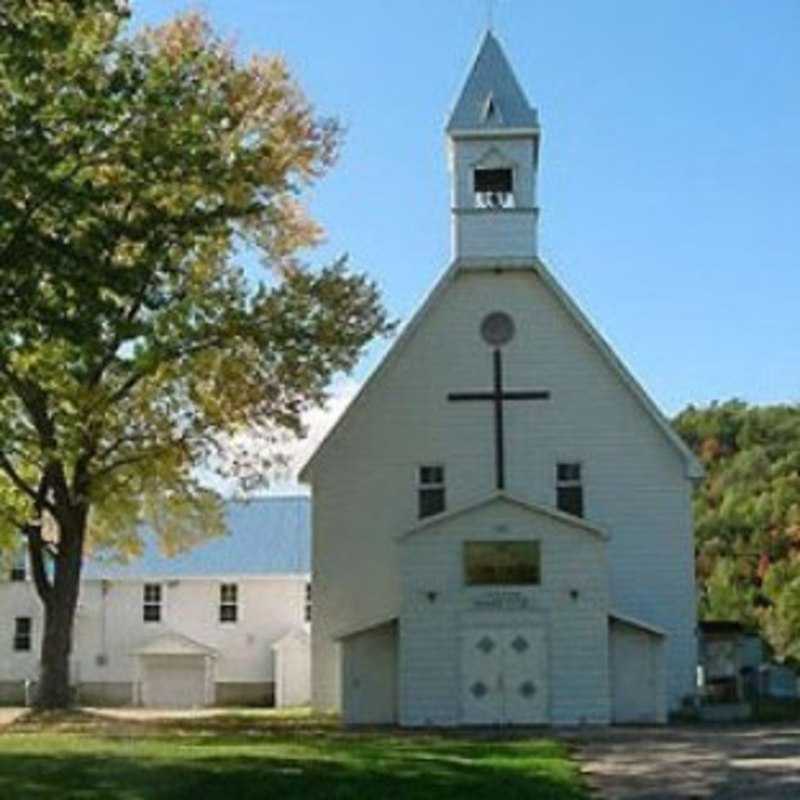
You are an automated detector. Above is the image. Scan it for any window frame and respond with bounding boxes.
[13,616,32,652]
[143,583,162,624]
[556,461,584,519]
[10,558,26,582]
[463,540,541,587]
[219,582,238,624]
[417,464,446,519]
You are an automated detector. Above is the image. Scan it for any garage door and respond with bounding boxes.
[142,655,208,709]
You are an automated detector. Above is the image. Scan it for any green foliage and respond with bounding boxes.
[0,1,391,705]
[0,712,588,800]
[674,401,800,662]
[700,557,758,627]
[760,559,800,663]
[0,2,390,554]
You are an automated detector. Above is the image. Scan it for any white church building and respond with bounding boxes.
[1,497,311,709]
[301,32,703,726]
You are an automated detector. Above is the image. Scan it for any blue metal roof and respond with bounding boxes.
[83,496,310,579]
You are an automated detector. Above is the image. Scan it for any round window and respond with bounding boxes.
[480,311,515,347]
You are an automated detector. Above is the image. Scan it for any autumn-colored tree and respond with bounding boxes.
[0,1,390,708]
[674,400,800,664]
[761,559,800,663]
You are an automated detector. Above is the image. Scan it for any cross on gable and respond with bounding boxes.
[448,312,550,490]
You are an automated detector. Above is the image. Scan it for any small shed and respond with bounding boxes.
[133,632,217,708]
[609,612,667,724]
[698,621,762,702]
[336,618,398,726]
[272,628,311,708]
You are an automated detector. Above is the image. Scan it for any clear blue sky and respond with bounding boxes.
[134,0,799,415]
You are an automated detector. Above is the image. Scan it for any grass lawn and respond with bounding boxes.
[0,709,587,799]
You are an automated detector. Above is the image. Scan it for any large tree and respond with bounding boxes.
[0,1,390,708]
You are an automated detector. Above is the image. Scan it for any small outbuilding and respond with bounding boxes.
[609,613,667,724]
[133,632,217,709]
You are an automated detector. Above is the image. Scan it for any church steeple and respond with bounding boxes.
[447,32,540,264]
[447,31,538,134]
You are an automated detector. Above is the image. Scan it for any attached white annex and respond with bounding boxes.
[301,32,702,727]
[0,497,311,709]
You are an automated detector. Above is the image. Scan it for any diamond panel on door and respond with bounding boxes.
[461,628,502,725]
[511,635,529,654]
[501,627,547,725]
[519,680,536,699]
[470,681,489,699]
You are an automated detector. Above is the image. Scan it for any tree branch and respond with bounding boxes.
[0,451,55,513]
[23,474,56,603]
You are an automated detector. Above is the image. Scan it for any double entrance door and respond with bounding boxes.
[461,624,547,725]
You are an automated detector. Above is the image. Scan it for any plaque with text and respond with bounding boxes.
[471,591,532,612]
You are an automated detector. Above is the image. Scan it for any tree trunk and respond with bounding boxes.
[34,511,87,710]
[37,597,77,709]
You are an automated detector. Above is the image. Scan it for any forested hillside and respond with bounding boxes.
[674,401,800,663]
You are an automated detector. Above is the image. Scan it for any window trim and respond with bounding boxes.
[9,549,26,581]
[143,583,162,624]
[417,464,446,519]
[556,461,584,519]
[13,616,32,652]
[219,582,238,624]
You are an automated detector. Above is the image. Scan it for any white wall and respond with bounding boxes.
[310,266,696,714]
[400,498,610,726]
[0,582,41,684]
[0,574,308,693]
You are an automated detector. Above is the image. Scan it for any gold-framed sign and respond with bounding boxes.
[463,540,540,586]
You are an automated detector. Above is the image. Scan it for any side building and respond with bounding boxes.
[0,496,311,708]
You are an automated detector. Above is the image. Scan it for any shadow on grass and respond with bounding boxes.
[1,712,587,800]
[0,752,585,800]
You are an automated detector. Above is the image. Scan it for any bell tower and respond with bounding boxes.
[447,31,540,264]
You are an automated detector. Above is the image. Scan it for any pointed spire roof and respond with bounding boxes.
[447,31,538,134]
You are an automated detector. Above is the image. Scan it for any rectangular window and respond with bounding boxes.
[143,583,162,623]
[219,583,238,623]
[418,465,446,519]
[304,582,312,623]
[10,552,26,582]
[556,462,584,518]
[474,168,515,209]
[13,617,32,652]
[464,541,541,586]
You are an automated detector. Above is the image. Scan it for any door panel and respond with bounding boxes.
[499,628,547,724]
[142,656,206,708]
[611,625,657,723]
[461,630,503,724]
[461,625,547,725]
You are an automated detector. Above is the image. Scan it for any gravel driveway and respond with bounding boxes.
[570,724,800,799]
